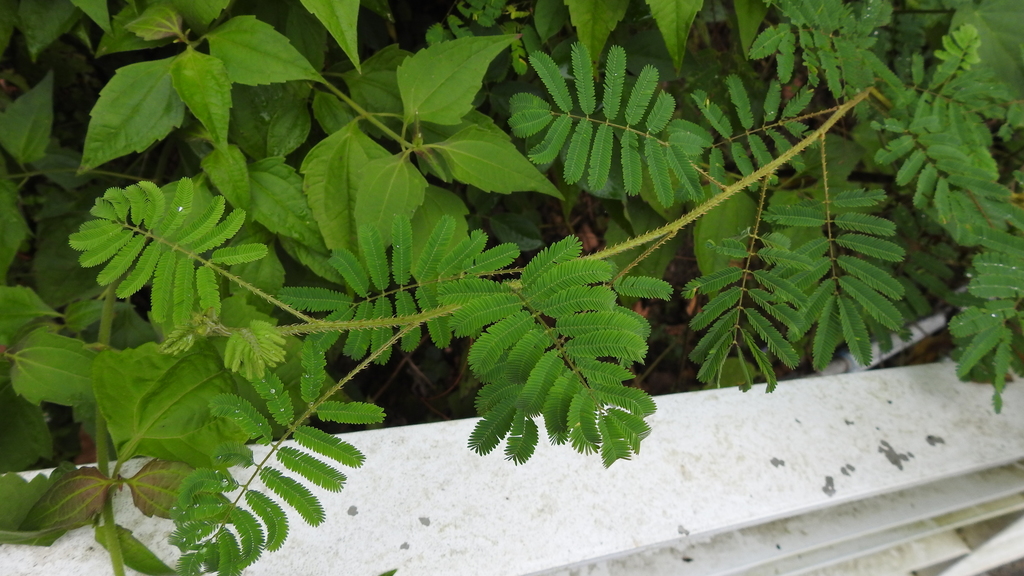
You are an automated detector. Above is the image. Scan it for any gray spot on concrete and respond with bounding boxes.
[771,457,785,467]
[841,464,855,476]
[678,525,689,536]
[879,440,912,470]
[347,506,358,516]
[845,419,854,425]
[795,418,801,424]
[823,476,835,497]
[419,516,430,526]
[400,542,409,550]
[927,435,945,446]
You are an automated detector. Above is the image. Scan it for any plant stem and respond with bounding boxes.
[586,88,874,262]
[318,80,414,149]
[95,285,126,576]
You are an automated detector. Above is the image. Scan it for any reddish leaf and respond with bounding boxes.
[125,460,193,518]
[19,467,112,531]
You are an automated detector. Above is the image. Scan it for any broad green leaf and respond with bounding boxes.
[0,0,14,55]
[123,459,192,518]
[171,48,232,145]
[0,287,60,345]
[299,0,360,71]
[20,466,112,531]
[341,45,409,134]
[201,144,250,209]
[230,82,311,159]
[410,186,469,263]
[693,192,757,276]
[564,0,629,63]
[0,380,52,473]
[952,0,1024,98]
[535,0,569,42]
[396,35,516,125]
[97,6,173,57]
[312,92,354,134]
[206,16,322,86]
[355,154,428,242]
[302,122,390,252]
[9,328,96,407]
[70,0,111,32]
[17,0,79,60]
[644,0,704,71]
[0,71,52,164]
[435,125,561,197]
[0,180,29,281]
[81,57,184,171]
[249,157,325,250]
[0,465,65,545]
[96,524,175,575]
[735,0,769,56]
[125,4,183,41]
[170,0,229,29]
[490,213,544,251]
[92,342,249,468]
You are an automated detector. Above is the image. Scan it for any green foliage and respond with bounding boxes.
[3,1,1024,575]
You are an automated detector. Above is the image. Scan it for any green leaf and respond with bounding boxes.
[202,144,250,209]
[565,120,594,185]
[93,343,249,468]
[206,16,322,86]
[0,382,52,474]
[126,4,183,41]
[736,0,769,56]
[70,0,110,32]
[952,0,1024,99]
[602,45,627,121]
[571,42,596,114]
[123,460,193,519]
[259,467,325,526]
[529,114,573,165]
[298,0,361,71]
[96,524,175,575]
[245,490,288,552]
[836,233,904,262]
[171,48,232,145]
[302,122,391,252]
[437,125,561,197]
[355,154,428,242]
[625,65,659,126]
[317,401,386,424]
[20,466,112,531]
[838,295,872,366]
[530,51,573,113]
[211,244,268,266]
[278,447,345,493]
[293,425,365,468]
[209,393,273,443]
[248,157,325,250]
[9,328,96,407]
[644,0,704,71]
[17,0,79,60]
[397,35,516,125]
[0,286,60,346]
[312,92,354,134]
[81,57,185,171]
[564,0,629,63]
[0,70,52,164]
[0,180,29,281]
[693,192,756,276]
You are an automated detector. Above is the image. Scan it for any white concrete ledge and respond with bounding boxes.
[2,361,1023,575]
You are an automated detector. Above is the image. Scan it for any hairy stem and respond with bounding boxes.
[586,88,874,262]
[95,285,126,576]
[318,81,413,149]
